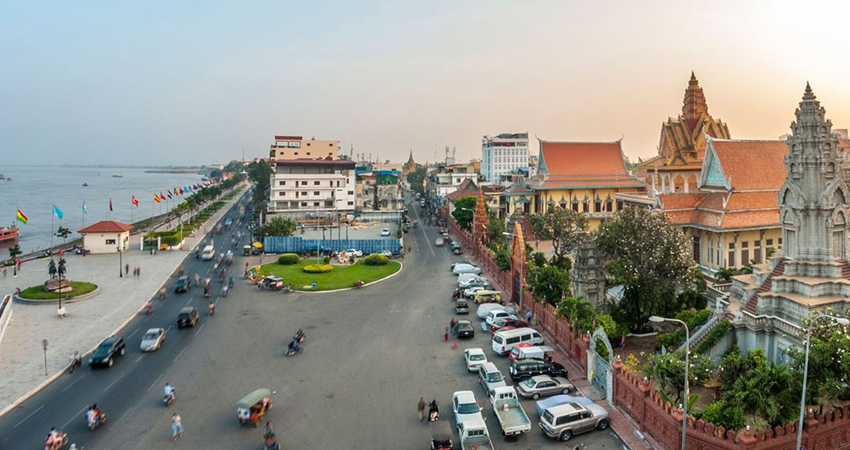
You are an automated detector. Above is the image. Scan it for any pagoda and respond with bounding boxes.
[403,149,417,175]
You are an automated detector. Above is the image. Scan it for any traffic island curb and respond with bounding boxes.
[280,261,404,294]
[13,287,101,304]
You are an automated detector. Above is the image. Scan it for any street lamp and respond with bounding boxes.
[118,243,123,278]
[796,314,849,450]
[649,315,690,450]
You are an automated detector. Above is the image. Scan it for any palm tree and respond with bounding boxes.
[557,295,594,336]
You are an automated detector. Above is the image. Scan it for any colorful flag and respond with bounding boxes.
[620,335,625,349]
[132,195,139,207]
[167,191,173,199]
[179,188,184,195]
[160,192,165,200]
[592,313,596,329]
[109,198,113,212]
[173,188,178,195]
[16,208,28,224]
[53,204,64,220]
[154,193,161,203]
[82,201,87,214]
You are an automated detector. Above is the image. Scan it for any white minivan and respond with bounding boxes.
[492,328,544,355]
[201,245,215,261]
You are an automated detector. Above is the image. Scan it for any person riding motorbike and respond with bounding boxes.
[293,329,305,343]
[146,300,153,315]
[159,288,166,300]
[178,265,184,276]
[428,400,440,421]
[194,273,200,287]
[228,276,234,288]
[164,383,176,403]
[286,339,301,355]
[209,301,216,315]
[46,427,63,449]
[221,285,229,297]
[87,404,103,428]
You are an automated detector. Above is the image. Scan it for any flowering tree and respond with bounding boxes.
[595,208,697,328]
[528,207,588,269]
[788,311,850,409]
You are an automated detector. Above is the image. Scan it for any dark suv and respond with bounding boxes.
[89,336,127,368]
[174,276,191,293]
[510,358,568,381]
[177,307,199,328]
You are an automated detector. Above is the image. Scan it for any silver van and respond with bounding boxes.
[539,402,609,442]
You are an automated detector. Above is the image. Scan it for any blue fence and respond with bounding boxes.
[263,236,402,255]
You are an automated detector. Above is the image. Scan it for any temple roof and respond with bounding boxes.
[533,140,644,189]
[446,178,479,202]
[703,139,788,190]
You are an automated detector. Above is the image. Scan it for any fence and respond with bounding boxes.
[263,236,402,255]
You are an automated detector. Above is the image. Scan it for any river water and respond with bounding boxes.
[0,166,205,254]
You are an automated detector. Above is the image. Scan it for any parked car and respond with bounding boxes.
[508,343,533,362]
[458,277,490,289]
[452,391,484,428]
[490,386,532,436]
[492,327,545,355]
[509,358,568,381]
[464,348,488,372]
[177,307,200,328]
[472,290,502,304]
[539,402,609,442]
[344,249,363,257]
[455,297,469,314]
[174,276,191,293]
[477,362,507,395]
[456,320,475,338]
[489,318,528,333]
[379,250,393,257]
[511,345,554,362]
[89,336,126,368]
[534,395,595,417]
[485,310,517,327]
[139,328,167,352]
[477,303,515,320]
[517,375,574,399]
[463,286,487,299]
[452,263,482,276]
[381,228,391,236]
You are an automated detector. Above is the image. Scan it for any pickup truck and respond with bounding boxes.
[458,419,494,450]
[489,386,531,436]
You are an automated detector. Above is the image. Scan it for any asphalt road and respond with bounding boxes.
[0,199,627,450]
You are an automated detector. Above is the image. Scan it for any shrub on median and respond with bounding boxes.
[277,253,299,265]
[364,254,388,266]
[303,264,333,274]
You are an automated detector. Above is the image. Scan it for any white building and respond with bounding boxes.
[78,221,132,254]
[481,133,529,183]
[269,135,339,162]
[267,159,357,221]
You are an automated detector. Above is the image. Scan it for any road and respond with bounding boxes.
[0,199,627,450]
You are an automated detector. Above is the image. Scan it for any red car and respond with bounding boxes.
[508,343,533,362]
[488,318,528,334]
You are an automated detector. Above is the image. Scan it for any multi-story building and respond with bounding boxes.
[267,159,356,221]
[481,133,529,183]
[355,171,404,221]
[269,135,339,162]
[426,163,480,206]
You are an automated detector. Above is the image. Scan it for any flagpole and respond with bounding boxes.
[51,206,55,249]
[130,196,134,225]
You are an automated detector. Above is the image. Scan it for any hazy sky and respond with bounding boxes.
[3,0,850,166]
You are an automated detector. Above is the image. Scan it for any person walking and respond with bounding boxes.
[444,327,449,342]
[171,413,183,441]
[417,397,427,422]
[125,264,129,276]
[450,318,456,336]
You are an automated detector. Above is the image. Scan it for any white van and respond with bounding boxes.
[492,328,544,355]
[515,345,554,361]
[201,245,215,261]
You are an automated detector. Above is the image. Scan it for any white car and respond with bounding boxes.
[463,286,487,299]
[478,303,516,320]
[452,390,484,427]
[381,228,391,236]
[344,249,363,257]
[379,250,393,257]
[453,263,482,276]
[464,348,488,372]
[139,328,166,352]
[486,310,517,327]
[458,277,491,289]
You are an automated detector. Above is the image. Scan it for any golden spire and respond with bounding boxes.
[682,71,709,133]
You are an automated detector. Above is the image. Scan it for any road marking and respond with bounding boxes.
[115,408,132,425]
[174,347,187,362]
[13,404,44,428]
[165,325,172,333]
[104,372,125,392]
[61,375,84,393]
[193,324,205,337]
[412,204,435,256]
[186,297,193,306]
[61,406,88,430]
[126,327,140,339]
[135,355,144,363]
[148,374,164,392]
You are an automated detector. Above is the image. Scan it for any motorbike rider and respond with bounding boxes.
[46,426,61,446]
[164,383,176,402]
[146,300,153,314]
[227,276,234,288]
[428,400,439,421]
[208,301,215,315]
[287,339,300,355]
[86,405,98,426]
[294,329,304,343]
[194,273,200,287]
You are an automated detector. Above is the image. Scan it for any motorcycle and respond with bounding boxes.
[164,390,176,407]
[285,340,302,357]
[44,432,69,450]
[87,412,107,431]
[145,302,153,315]
[352,280,364,288]
[221,286,229,297]
[67,352,82,374]
[428,401,440,422]
[209,303,216,316]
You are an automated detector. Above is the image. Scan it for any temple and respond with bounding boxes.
[639,72,731,195]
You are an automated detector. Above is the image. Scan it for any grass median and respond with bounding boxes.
[258,259,401,291]
[18,281,98,300]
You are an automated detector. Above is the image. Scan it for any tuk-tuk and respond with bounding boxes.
[225,250,234,266]
[455,297,469,315]
[259,275,284,290]
[429,420,452,450]
[237,388,272,427]
[243,245,251,256]
[251,242,263,255]
[473,290,503,305]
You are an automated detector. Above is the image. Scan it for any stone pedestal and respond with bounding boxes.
[44,279,72,293]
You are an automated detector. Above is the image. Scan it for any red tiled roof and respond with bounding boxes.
[837,138,850,155]
[659,191,781,230]
[710,140,787,190]
[540,141,629,177]
[78,221,133,234]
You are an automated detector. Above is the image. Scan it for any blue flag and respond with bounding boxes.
[53,204,64,220]
[82,201,88,214]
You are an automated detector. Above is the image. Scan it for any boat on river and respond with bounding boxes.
[0,225,19,244]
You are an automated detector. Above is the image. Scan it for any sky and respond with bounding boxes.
[3,0,850,167]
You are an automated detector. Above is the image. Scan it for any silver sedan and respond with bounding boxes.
[517,375,574,400]
[140,328,167,352]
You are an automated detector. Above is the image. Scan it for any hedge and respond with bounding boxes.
[656,309,714,350]
[278,254,299,265]
[695,319,733,354]
[303,264,333,274]
[364,254,389,266]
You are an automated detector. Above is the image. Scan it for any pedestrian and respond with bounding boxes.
[444,327,449,342]
[2,267,5,278]
[171,413,183,441]
[417,397,427,422]
[138,266,142,277]
[450,318,456,336]
[125,264,129,276]
[526,309,533,323]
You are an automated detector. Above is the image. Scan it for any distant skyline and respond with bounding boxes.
[3,1,850,167]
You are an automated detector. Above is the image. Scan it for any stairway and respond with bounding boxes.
[742,259,785,315]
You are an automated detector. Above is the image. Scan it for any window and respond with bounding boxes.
[279,192,285,197]
[348,201,354,206]
[741,241,748,249]
[766,239,774,246]
[301,202,307,207]
[105,239,116,245]
[616,201,624,211]
[313,202,319,206]
[314,181,320,185]
[348,191,354,195]
[729,243,735,250]
[301,191,307,196]
[779,238,783,245]
[314,191,320,196]
[306,142,311,146]
[279,181,286,186]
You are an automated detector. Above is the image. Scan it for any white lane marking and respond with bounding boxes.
[173,347,187,362]
[61,406,88,430]
[61,375,84,393]
[115,408,132,425]
[147,374,164,392]
[126,327,140,339]
[135,355,144,363]
[412,204,435,256]
[165,325,172,333]
[193,324,204,337]
[13,404,44,428]
[186,297,193,306]
[104,372,126,392]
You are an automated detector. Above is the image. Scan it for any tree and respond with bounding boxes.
[787,313,850,408]
[487,213,505,249]
[557,296,593,332]
[645,351,713,404]
[452,197,485,231]
[246,159,273,218]
[406,166,426,195]
[595,208,697,328]
[528,207,588,268]
[529,265,570,306]
[495,250,511,272]
[256,216,296,238]
[55,226,72,243]
[8,244,21,260]
[714,267,737,283]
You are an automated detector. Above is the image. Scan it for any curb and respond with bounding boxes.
[0,189,248,420]
[264,261,404,295]
[13,287,102,304]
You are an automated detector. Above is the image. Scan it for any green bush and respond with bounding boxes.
[699,400,745,431]
[277,253,299,265]
[657,310,713,350]
[695,320,732,354]
[364,254,389,266]
[323,256,331,265]
[303,264,333,274]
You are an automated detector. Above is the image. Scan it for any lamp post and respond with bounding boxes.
[118,243,123,278]
[796,314,849,450]
[649,315,690,450]
[503,231,523,308]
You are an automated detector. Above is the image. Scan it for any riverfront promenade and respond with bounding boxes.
[0,187,246,410]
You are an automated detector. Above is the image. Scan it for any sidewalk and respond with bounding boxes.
[0,187,245,411]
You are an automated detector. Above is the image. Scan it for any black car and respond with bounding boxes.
[509,358,568,381]
[177,307,199,328]
[174,276,191,293]
[89,336,126,368]
[456,320,475,338]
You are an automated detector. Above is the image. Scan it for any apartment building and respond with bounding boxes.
[481,133,529,183]
[267,159,356,220]
[269,135,339,162]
